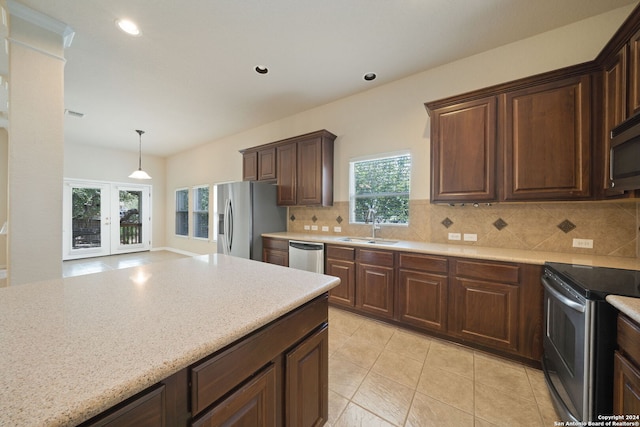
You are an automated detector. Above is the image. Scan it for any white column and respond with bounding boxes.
[7,2,73,285]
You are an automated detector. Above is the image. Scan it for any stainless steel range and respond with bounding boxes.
[542,263,640,422]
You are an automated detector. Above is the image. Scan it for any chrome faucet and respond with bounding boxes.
[367,207,380,239]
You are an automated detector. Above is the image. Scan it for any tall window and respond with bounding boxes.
[175,188,189,236]
[349,152,411,224]
[192,186,209,239]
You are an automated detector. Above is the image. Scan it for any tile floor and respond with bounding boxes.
[327,307,561,426]
[62,251,562,426]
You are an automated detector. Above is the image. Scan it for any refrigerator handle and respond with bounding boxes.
[227,198,234,253]
[222,198,231,255]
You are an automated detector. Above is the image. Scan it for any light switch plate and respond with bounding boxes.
[463,233,478,242]
[303,225,310,231]
[311,225,318,231]
[321,226,329,232]
[448,232,461,241]
[334,226,342,233]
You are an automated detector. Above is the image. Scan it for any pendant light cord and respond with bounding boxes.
[136,129,145,170]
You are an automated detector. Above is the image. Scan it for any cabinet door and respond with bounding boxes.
[629,28,640,116]
[286,326,328,427]
[326,258,356,307]
[356,263,394,319]
[277,143,297,205]
[192,364,277,427]
[430,96,497,202]
[263,248,288,266]
[503,75,591,200]
[614,352,640,416]
[297,138,324,206]
[449,277,519,352]
[602,48,628,194]
[398,269,447,332]
[242,152,258,181]
[258,148,277,181]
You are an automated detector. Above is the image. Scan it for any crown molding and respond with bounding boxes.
[7,0,74,47]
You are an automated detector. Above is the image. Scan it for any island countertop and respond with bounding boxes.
[0,254,340,427]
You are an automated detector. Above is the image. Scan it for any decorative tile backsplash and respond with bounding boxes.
[288,200,640,258]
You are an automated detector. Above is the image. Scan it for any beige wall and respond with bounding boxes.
[165,4,638,257]
[0,129,7,269]
[64,143,167,249]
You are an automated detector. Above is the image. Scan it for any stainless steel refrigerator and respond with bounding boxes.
[216,181,287,261]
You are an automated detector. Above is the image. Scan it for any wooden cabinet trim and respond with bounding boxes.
[263,237,289,251]
[454,259,520,284]
[356,248,394,266]
[619,314,640,366]
[258,148,277,181]
[81,384,167,427]
[326,245,355,261]
[398,269,447,332]
[614,351,640,416]
[398,252,448,273]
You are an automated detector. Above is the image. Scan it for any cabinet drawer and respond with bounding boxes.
[619,315,640,366]
[326,245,355,261]
[190,296,327,416]
[454,259,519,284]
[398,253,447,273]
[81,384,166,427]
[263,237,289,251]
[356,248,394,267]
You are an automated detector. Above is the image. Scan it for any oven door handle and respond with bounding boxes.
[541,275,585,313]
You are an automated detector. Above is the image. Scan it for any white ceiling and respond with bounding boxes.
[12,0,639,157]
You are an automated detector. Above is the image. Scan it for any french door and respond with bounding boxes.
[63,180,151,260]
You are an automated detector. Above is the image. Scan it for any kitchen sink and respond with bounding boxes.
[337,237,399,245]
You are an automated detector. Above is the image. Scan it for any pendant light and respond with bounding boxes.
[129,129,152,180]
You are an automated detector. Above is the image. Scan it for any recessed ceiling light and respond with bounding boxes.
[255,65,269,75]
[116,19,141,36]
[363,73,377,81]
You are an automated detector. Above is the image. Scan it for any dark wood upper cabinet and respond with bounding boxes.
[242,151,258,181]
[629,28,640,116]
[601,47,628,196]
[276,142,297,205]
[502,75,591,200]
[430,96,497,202]
[258,148,277,181]
[241,130,336,206]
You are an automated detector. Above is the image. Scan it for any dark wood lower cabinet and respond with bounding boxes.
[193,364,277,427]
[614,314,640,415]
[286,326,329,427]
[325,245,356,307]
[448,276,519,352]
[262,237,289,267]
[356,249,395,319]
[614,352,640,416]
[398,269,447,332]
[82,295,328,427]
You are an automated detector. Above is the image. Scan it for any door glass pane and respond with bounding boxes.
[72,187,102,249]
[120,190,142,245]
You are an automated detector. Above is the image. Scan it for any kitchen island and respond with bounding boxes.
[0,253,339,426]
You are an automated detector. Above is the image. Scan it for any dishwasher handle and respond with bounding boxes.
[289,241,323,251]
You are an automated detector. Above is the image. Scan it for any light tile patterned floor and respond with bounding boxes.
[327,307,561,427]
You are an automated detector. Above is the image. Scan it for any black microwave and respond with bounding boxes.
[610,113,640,191]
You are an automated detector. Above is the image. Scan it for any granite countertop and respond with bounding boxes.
[265,232,640,271]
[0,254,339,427]
[607,295,640,324]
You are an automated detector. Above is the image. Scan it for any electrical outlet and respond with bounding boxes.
[572,238,593,249]
[303,225,310,231]
[463,233,478,242]
[321,226,329,232]
[334,226,342,233]
[448,232,461,241]
[311,225,318,231]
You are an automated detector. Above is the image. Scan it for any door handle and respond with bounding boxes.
[541,275,585,313]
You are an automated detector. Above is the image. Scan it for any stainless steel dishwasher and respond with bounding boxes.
[288,240,324,274]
